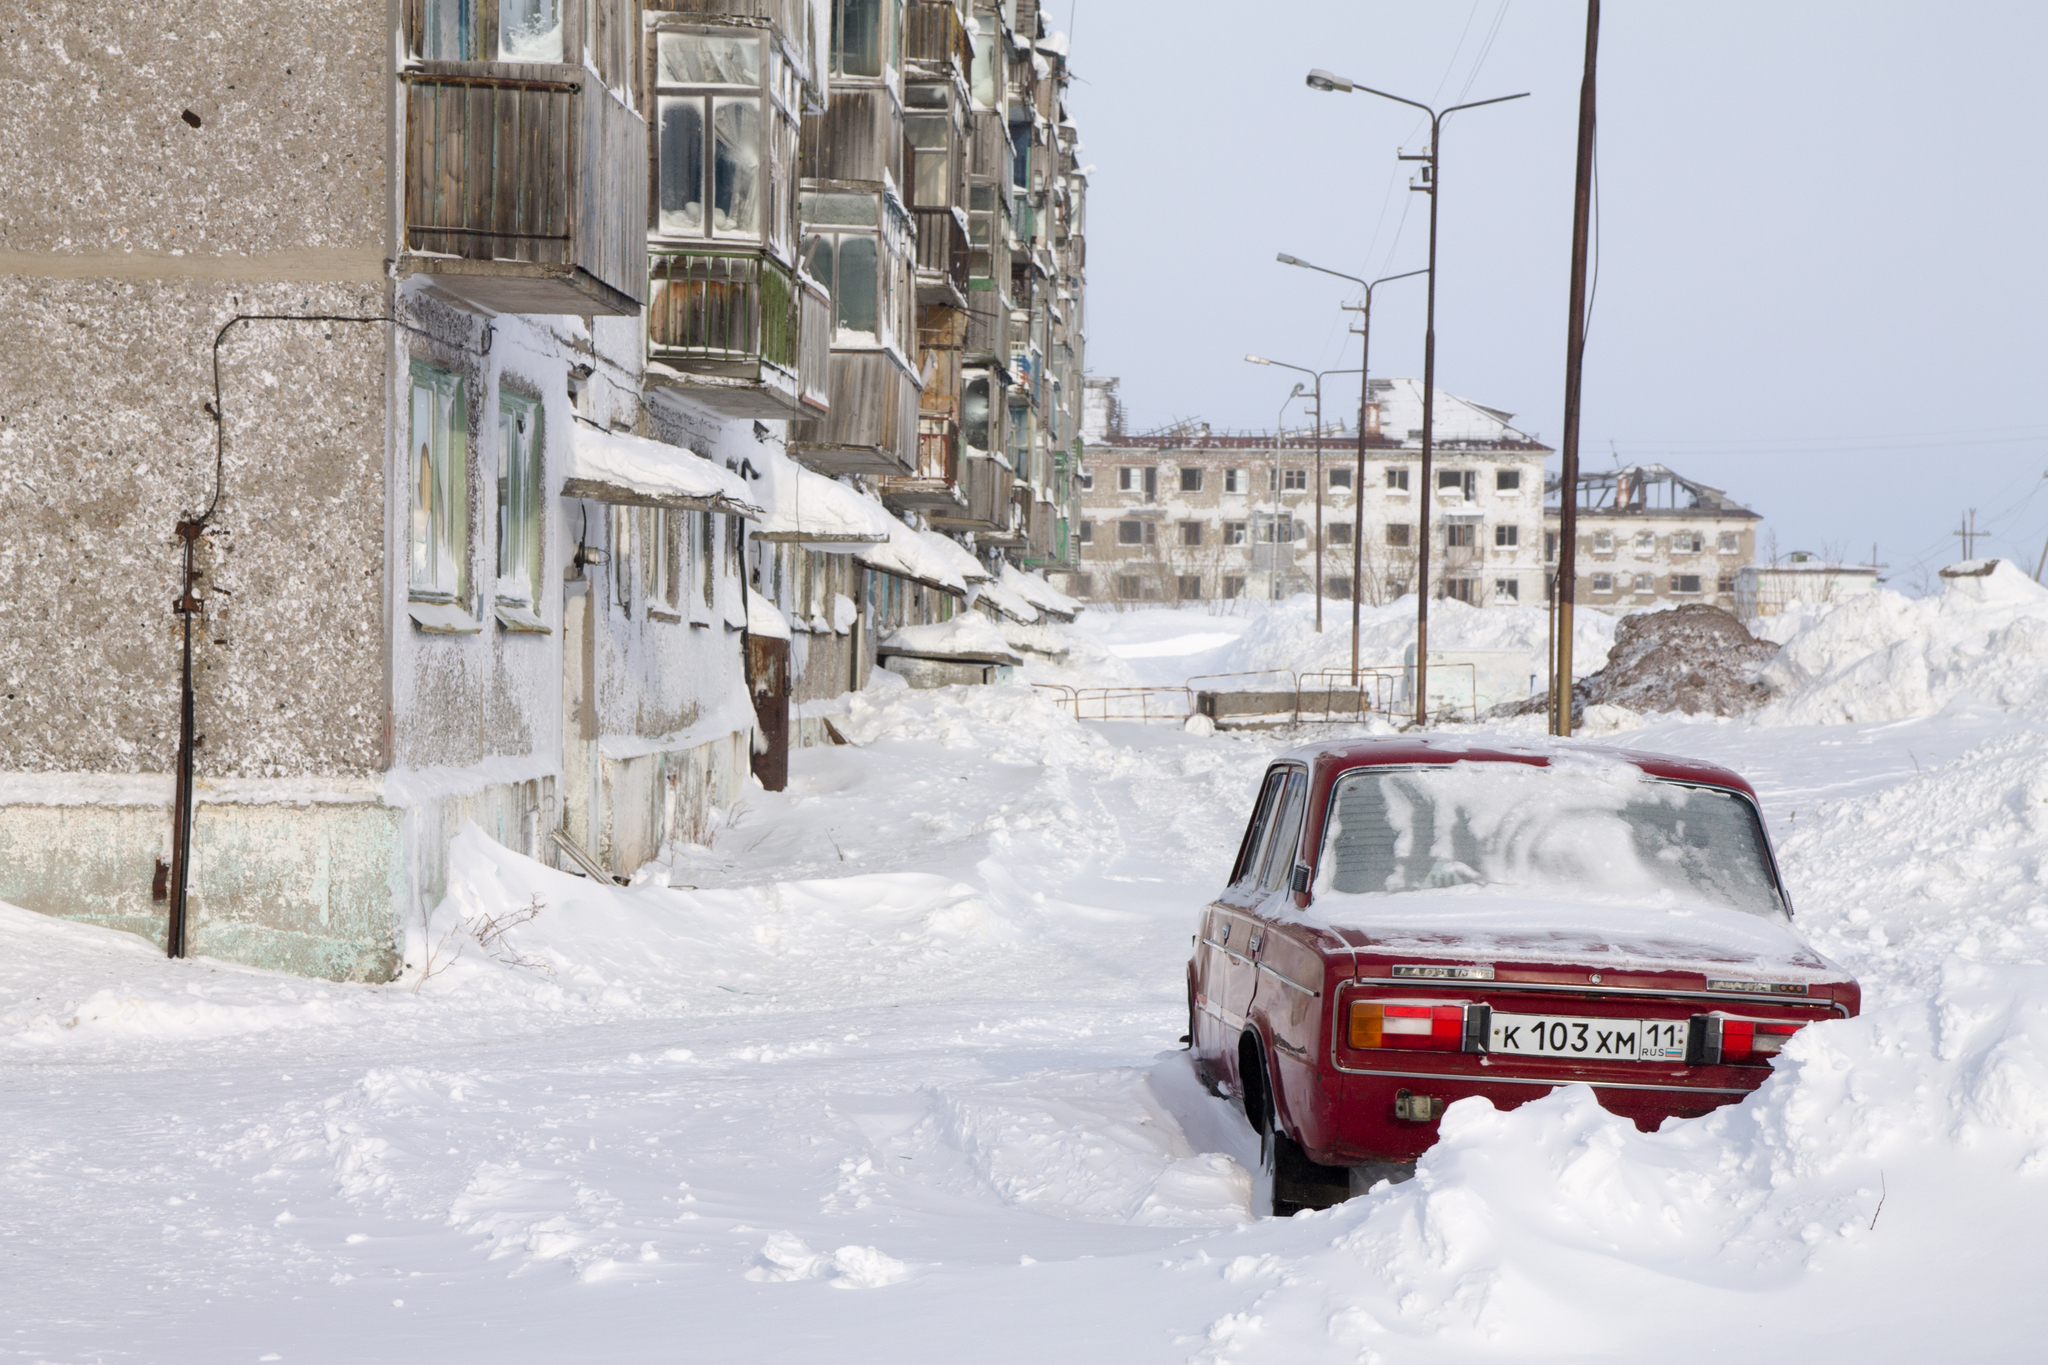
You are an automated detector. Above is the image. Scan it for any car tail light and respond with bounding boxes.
[1349,1000,1487,1053]
[1687,1013,1805,1066]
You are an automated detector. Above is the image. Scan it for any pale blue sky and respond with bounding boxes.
[1065,1,2048,589]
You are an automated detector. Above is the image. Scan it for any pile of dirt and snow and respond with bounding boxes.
[1756,558,2048,725]
[1506,604,1775,728]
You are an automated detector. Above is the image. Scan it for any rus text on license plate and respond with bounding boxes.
[1487,1013,1687,1062]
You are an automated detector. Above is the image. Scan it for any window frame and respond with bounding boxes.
[652,27,782,249]
[409,362,469,605]
[1179,466,1202,492]
[494,390,544,619]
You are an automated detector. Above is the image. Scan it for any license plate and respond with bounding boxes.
[1488,1012,1688,1062]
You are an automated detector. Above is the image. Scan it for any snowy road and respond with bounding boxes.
[10,644,2048,1359]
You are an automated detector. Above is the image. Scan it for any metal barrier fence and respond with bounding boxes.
[1032,665,1478,727]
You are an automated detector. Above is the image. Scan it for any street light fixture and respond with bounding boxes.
[1307,70,1527,726]
[1276,254,1428,678]
[1247,355,1358,614]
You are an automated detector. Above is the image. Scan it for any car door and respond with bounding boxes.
[1206,764,1309,1040]
[1198,767,1284,1047]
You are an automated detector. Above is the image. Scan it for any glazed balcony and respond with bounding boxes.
[400,65,647,316]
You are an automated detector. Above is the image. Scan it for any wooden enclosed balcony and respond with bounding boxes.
[905,1,973,81]
[878,416,966,515]
[930,451,1014,536]
[789,349,920,477]
[913,207,971,308]
[645,249,821,420]
[401,65,647,316]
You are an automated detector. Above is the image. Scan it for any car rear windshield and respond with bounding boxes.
[1318,761,1788,919]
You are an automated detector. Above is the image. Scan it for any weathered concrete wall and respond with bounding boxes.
[0,1,389,263]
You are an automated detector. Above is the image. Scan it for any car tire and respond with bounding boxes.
[1243,1040,1352,1217]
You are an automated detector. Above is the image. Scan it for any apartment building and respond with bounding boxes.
[1071,379,1551,608]
[0,0,1084,981]
[1545,465,1760,613]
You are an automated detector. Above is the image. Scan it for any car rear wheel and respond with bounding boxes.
[1241,1033,1351,1217]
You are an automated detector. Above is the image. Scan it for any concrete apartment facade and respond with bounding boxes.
[1546,465,1761,614]
[1070,379,1552,608]
[0,0,1087,982]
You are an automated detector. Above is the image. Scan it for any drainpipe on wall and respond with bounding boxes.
[166,518,205,958]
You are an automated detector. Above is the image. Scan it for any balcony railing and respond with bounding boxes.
[401,65,646,316]
[905,0,973,78]
[913,207,971,306]
[877,416,963,513]
[646,250,811,420]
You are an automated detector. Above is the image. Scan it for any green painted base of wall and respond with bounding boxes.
[0,799,404,982]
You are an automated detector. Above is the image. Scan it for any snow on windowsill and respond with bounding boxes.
[411,600,483,635]
[495,601,550,634]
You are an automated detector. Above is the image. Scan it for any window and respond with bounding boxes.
[1117,520,1154,545]
[1718,531,1741,554]
[1633,573,1655,593]
[1070,573,1093,596]
[1385,523,1411,548]
[1439,469,1476,498]
[1327,522,1353,546]
[1329,467,1353,490]
[703,512,722,608]
[1077,467,1093,491]
[1232,769,1289,889]
[1443,578,1476,603]
[495,392,542,610]
[803,214,881,339]
[499,0,563,59]
[1545,530,1557,563]
[1445,523,1476,549]
[831,0,893,79]
[1117,574,1143,598]
[647,509,681,615]
[1224,522,1248,546]
[1674,531,1703,555]
[612,505,634,614]
[1634,531,1656,555]
[905,112,952,208]
[1224,469,1247,493]
[1328,576,1352,599]
[1117,466,1159,496]
[1674,574,1704,595]
[1179,521,1203,547]
[1076,520,1093,545]
[1717,574,1736,594]
[1494,524,1519,548]
[1495,469,1521,492]
[1222,575,1246,599]
[1495,577,1520,601]
[970,12,999,106]
[1387,579,1408,598]
[1179,466,1202,492]
[409,363,467,601]
[1592,573,1614,594]
[1273,468,1307,491]
[656,32,766,240]
[1178,574,1202,600]
[1593,531,1614,554]
[1385,466,1410,492]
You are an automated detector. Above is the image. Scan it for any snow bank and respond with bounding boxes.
[1758,559,2048,724]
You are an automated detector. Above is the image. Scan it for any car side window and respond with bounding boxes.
[1232,769,1288,888]
[1258,768,1309,893]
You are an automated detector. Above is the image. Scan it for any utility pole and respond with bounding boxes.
[1552,0,1599,738]
[1956,509,1984,561]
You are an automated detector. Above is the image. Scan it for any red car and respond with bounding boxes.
[1187,736,1859,1215]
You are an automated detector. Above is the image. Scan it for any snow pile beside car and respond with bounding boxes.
[1757,558,2048,724]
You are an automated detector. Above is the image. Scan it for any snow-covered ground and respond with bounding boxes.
[10,571,2048,1362]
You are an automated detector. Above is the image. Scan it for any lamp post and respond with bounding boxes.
[1256,374,1304,600]
[1276,256,1428,678]
[1307,70,1526,725]
[1247,356,1359,614]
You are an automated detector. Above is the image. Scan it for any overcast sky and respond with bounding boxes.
[1064,1,2048,590]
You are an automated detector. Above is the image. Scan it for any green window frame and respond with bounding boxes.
[495,391,543,610]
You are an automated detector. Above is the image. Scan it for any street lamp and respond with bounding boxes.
[1307,71,1527,726]
[1276,255,1428,678]
[1246,359,1307,603]
[1247,356,1359,615]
